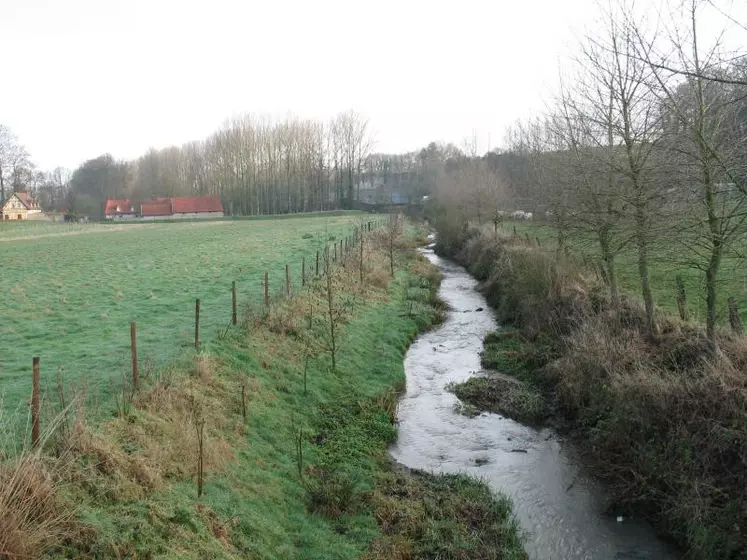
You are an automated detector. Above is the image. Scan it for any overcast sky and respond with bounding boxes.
[0,0,742,170]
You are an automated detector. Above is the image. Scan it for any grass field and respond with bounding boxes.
[0,214,369,421]
[0,224,527,559]
[503,220,747,324]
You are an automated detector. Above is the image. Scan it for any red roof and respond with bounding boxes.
[105,198,134,216]
[172,196,223,214]
[3,192,39,210]
[15,193,39,209]
[105,196,223,217]
[140,201,173,217]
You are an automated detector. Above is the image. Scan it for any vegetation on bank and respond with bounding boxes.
[435,221,747,559]
[502,219,747,328]
[1,220,526,559]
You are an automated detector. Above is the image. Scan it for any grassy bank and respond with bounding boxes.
[1,224,526,559]
[435,223,747,559]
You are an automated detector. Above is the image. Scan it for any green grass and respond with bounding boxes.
[0,214,377,422]
[448,330,546,424]
[39,246,525,559]
[502,220,747,325]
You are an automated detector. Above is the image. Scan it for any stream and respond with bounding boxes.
[390,247,680,560]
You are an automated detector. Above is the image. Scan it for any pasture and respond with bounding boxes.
[0,214,366,419]
[504,220,747,324]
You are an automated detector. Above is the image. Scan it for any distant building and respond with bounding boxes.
[105,196,225,220]
[104,198,137,220]
[1,192,45,221]
[357,174,411,206]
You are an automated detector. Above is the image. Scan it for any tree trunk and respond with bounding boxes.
[599,227,619,308]
[704,164,721,352]
[555,215,566,260]
[635,203,655,338]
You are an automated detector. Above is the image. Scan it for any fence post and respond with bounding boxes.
[728,296,743,335]
[194,299,200,349]
[536,236,541,247]
[32,357,40,448]
[334,243,337,262]
[264,272,269,307]
[196,418,205,497]
[675,274,689,322]
[231,281,238,325]
[285,264,291,296]
[316,251,319,276]
[302,257,306,286]
[130,322,139,389]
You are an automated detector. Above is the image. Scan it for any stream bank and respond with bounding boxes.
[424,222,747,558]
[391,247,680,560]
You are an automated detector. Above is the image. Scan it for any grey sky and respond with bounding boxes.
[1,0,742,171]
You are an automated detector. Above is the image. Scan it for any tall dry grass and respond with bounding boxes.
[437,222,747,558]
[0,405,76,559]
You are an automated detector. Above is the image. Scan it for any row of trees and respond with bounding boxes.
[435,0,746,352]
[7,114,467,219]
[60,111,373,218]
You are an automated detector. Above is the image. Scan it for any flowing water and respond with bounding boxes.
[390,247,680,560]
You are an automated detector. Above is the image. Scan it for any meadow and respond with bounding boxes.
[504,220,747,325]
[0,213,367,419]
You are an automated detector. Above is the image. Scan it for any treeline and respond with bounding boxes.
[433,0,747,352]
[2,111,470,220]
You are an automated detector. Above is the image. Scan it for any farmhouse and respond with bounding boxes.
[1,192,45,221]
[104,198,137,220]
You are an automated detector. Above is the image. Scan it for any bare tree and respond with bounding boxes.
[577,3,666,337]
[633,0,747,350]
[0,125,29,204]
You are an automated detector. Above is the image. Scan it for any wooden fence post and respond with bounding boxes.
[194,300,200,349]
[302,257,306,286]
[728,296,743,335]
[675,275,689,322]
[232,281,238,325]
[285,264,291,296]
[334,243,337,262]
[32,357,40,448]
[196,418,205,497]
[264,272,269,307]
[316,251,319,276]
[130,322,139,389]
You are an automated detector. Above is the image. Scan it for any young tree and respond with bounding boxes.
[581,3,666,337]
[635,0,747,350]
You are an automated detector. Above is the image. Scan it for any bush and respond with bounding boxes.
[435,220,747,558]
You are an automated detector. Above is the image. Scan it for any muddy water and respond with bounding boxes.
[390,248,680,560]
